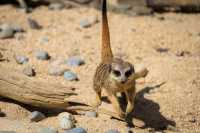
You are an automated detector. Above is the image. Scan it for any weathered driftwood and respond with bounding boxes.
[0,65,80,109]
[0,65,148,124]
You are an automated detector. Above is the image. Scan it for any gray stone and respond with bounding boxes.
[79,19,91,28]
[64,71,78,81]
[35,50,50,60]
[15,55,29,64]
[105,129,120,133]
[58,112,75,130]
[66,56,85,67]
[38,127,58,133]
[23,66,35,77]
[49,3,66,10]
[48,66,68,76]
[28,18,42,30]
[84,111,97,117]
[64,127,87,133]
[0,24,14,39]
[29,111,45,122]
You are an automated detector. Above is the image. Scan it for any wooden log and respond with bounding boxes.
[0,65,82,109]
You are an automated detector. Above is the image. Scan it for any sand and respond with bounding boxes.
[0,2,200,133]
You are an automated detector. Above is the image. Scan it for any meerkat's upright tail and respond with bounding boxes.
[101,0,113,63]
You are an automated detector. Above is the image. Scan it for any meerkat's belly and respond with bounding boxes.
[104,80,134,93]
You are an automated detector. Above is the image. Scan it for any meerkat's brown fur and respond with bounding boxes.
[93,0,148,119]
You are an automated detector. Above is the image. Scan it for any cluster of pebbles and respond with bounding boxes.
[0,4,120,133]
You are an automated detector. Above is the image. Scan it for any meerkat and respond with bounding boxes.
[93,0,148,119]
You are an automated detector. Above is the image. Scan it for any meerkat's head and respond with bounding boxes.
[109,58,134,84]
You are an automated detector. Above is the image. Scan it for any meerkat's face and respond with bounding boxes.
[109,58,134,84]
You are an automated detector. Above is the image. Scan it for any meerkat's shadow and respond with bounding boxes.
[126,82,176,130]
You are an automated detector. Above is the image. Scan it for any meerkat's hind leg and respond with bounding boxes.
[92,85,102,108]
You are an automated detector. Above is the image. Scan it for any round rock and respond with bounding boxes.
[105,129,120,133]
[84,111,97,118]
[79,19,91,28]
[38,127,58,133]
[64,127,87,133]
[29,111,45,122]
[35,50,50,60]
[15,55,29,64]
[0,24,14,39]
[66,56,85,67]
[58,112,75,130]
[64,71,78,81]
[23,66,35,77]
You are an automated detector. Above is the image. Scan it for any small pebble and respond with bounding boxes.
[58,112,75,130]
[105,129,120,133]
[29,111,45,122]
[15,55,29,64]
[49,66,68,76]
[66,56,85,66]
[79,19,91,28]
[156,48,169,53]
[23,66,35,77]
[38,127,58,133]
[58,112,75,121]
[84,111,97,117]
[0,24,14,39]
[35,50,50,60]
[64,71,78,81]
[28,18,42,30]
[49,3,66,10]
[64,127,87,133]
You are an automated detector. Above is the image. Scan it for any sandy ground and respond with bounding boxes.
[0,2,200,133]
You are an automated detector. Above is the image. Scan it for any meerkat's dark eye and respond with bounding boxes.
[125,70,132,77]
[113,70,121,77]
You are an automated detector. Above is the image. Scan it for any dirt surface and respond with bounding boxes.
[0,2,200,133]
